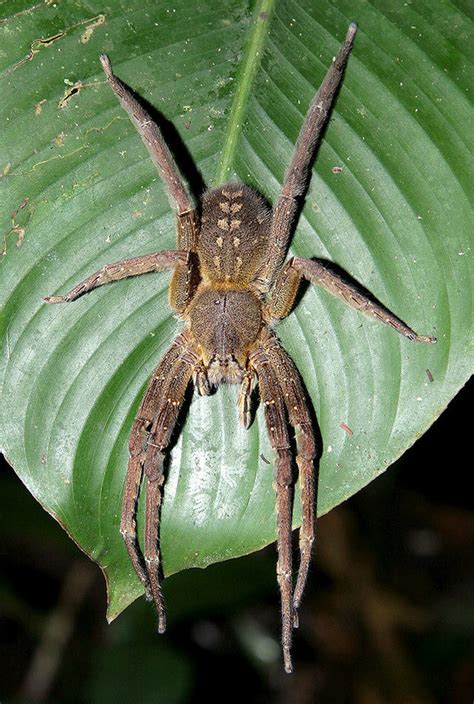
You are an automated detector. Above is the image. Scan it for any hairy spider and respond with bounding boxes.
[45,23,436,672]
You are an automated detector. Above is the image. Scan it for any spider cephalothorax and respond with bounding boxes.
[45,23,436,672]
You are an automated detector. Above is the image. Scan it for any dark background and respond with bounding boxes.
[1,377,472,704]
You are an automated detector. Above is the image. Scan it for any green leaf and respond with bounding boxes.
[1,0,471,620]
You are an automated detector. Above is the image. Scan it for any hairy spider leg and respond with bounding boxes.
[100,54,197,248]
[257,330,318,622]
[260,253,436,629]
[255,23,358,291]
[142,342,197,631]
[100,54,200,310]
[44,250,187,304]
[250,346,295,673]
[122,335,187,596]
[266,257,437,343]
[122,331,197,630]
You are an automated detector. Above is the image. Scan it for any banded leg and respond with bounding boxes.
[44,250,186,303]
[141,344,197,630]
[100,54,199,251]
[250,348,294,673]
[121,331,196,628]
[256,23,357,289]
[265,257,436,343]
[259,330,317,623]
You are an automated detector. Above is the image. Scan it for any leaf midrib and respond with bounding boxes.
[214,0,274,185]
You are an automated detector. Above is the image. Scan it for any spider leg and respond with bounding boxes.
[141,336,198,631]
[238,368,254,428]
[256,23,357,290]
[121,450,148,591]
[258,331,317,625]
[250,347,294,673]
[100,55,199,251]
[44,250,187,303]
[266,257,436,343]
[121,331,196,622]
[193,363,211,396]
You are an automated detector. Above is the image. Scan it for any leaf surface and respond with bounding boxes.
[1,0,471,618]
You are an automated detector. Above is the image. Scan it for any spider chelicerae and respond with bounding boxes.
[45,23,436,672]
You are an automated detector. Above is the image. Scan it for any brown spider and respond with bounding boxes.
[45,23,436,672]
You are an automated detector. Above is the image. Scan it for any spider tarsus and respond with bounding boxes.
[416,334,437,344]
[157,614,166,634]
[43,295,65,304]
[283,648,294,674]
[408,331,437,344]
[342,22,357,49]
[292,610,299,629]
[99,53,113,77]
[149,580,167,632]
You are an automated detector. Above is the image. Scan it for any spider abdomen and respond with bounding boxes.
[198,183,271,285]
[188,286,262,384]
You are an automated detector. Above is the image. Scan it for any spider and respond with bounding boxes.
[45,23,436,672]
